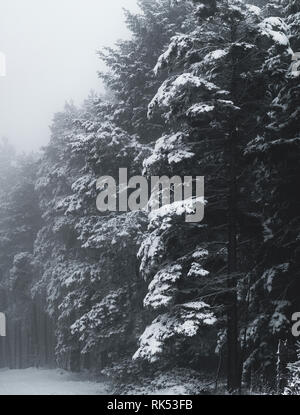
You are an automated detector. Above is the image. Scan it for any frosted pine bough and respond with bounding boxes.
[135,241,216,362]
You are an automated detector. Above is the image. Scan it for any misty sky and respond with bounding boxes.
[0,0,139,153]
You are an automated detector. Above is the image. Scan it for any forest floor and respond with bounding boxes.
[0,368,111,395]
[0,367,234,395]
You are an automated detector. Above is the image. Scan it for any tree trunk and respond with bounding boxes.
[227,124,241,393]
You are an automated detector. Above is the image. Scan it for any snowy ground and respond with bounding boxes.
[0,368,111,395]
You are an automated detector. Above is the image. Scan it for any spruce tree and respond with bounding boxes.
[136,0,290,391]
[244,0,300,387]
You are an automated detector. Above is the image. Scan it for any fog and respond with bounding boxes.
[0,0,139,153]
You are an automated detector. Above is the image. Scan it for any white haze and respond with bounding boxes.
[0,0,139,153]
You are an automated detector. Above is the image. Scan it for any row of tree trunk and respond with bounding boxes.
[0,302,56,369]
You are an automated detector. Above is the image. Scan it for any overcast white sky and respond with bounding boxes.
[0,0,139,152]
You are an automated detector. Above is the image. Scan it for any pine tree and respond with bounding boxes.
[0,144,44,368]
[243,0,300,387]
[33,96,148,370]
[31,1,194,373]
[98,0,191,142]
[135,0,290,391]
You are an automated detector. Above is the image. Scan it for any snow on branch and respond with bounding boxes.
[133,303,216,363]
